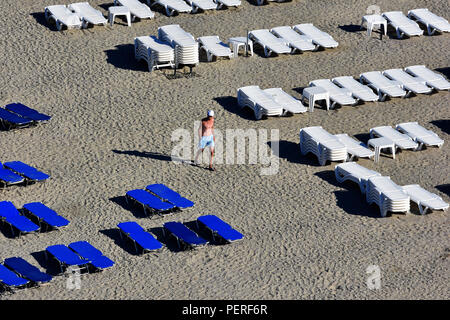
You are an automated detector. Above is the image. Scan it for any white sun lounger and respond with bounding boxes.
[237,86,284,120]
[334,134,375,161]
[309,79,358,108]
[382,11,424,39]
[158,25,199,67]
[115,0,155,20]
[135,36,175,71]
[332,76,379,102]
[360,71,407,101]
[404,65,450,91]
[395,122,444,150]
[44,5,82,31]
[214,0,241,9]
[68,2,107,28]
[149,0,192,16]
[335,162,381,193]
[185,0,218,13]
[366,176,410,217]
[197,36,233,62]
[370,126,419,151]
[248,29,291,57]
[299,126,347,166]
[401,184,449,215]
[293,24,339,49]
[383,68,432,96]
[270,26,316,53]
[408,8,450,35]
[263,88,308,114]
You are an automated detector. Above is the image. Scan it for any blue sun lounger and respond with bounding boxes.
[0,108,33,130]
[3,161,50,183]
[197,215,244,243]
[3,257,52,285]
[163,221,208,250]
[69,241,114,271]
[45,244,90,274]
[0,162,25,188]
[126,189,175,216]
[22,202,69,231]
[0,264,29,292]
[0,201,40,237]
[145,184,194,209]
[117,221,163,254]
[4,103,51,123]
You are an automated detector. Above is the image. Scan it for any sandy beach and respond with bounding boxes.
[0,0,449,299]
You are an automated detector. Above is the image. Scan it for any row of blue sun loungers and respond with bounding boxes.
[0,103,51,130]
[118,215,243,253]
[0,161,50,188]
[0,201,69,237]
[46,242,115,275]
[126,183,194,216]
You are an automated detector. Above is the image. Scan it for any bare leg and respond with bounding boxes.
[209,146,215,170]
[194,148,204,164]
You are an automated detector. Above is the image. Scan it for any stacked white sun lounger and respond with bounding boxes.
[370,126,419,151]
[134,36,175,71]
[44,5,83,31]
[383,69,432,96]
[404,65,450,91]
[360,71,407,101]
[293,24,339,49]
[309,79,358,108]
[395,122,444,150]
[299,126,347,166]
[408,8,450,35]
[248,29,292,57]
[270,26,316,53]
[68,2,107,28]
[401,185,449,215]
[334,134,374,161]
[158,25,199,68]
[382,11,423,39]
[366,176,410,217]
[263,88,308,114]
[335,162,381,193]
[150,0,192,16]
[197,36,233,62]
[332,76,379,102]
[237,86,284,120]
[115,0,155,20]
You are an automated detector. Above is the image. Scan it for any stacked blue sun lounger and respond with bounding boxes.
[69,241,115,271]
[0,201,40,237]
[22,202,70,231]
[3,257,52,286]
[0,162,25,188]
[163,221,208,250]
[117,221,163,254]
[197,215,244,243]
[146,184,194,209]
[0,264,30,292]
[4,103,51,123]
[3,161,50,183]
[45,244,91,275]
[126,189,175,216]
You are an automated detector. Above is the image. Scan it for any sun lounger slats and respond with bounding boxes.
[299,126,347,166]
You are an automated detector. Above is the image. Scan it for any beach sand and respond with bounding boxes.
[0,0,449,299]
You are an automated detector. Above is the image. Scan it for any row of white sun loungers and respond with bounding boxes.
[249,24,338,57]
[150,0,240,16]
[237,86,307,120]
[45,3,107,30]
[335,162,449,216]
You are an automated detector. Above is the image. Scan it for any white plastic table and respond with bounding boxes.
[228,37,254,58]
[368,137,395,162]
[302,86,330,112]
[361,14,387,37]
[108,6,131,27]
